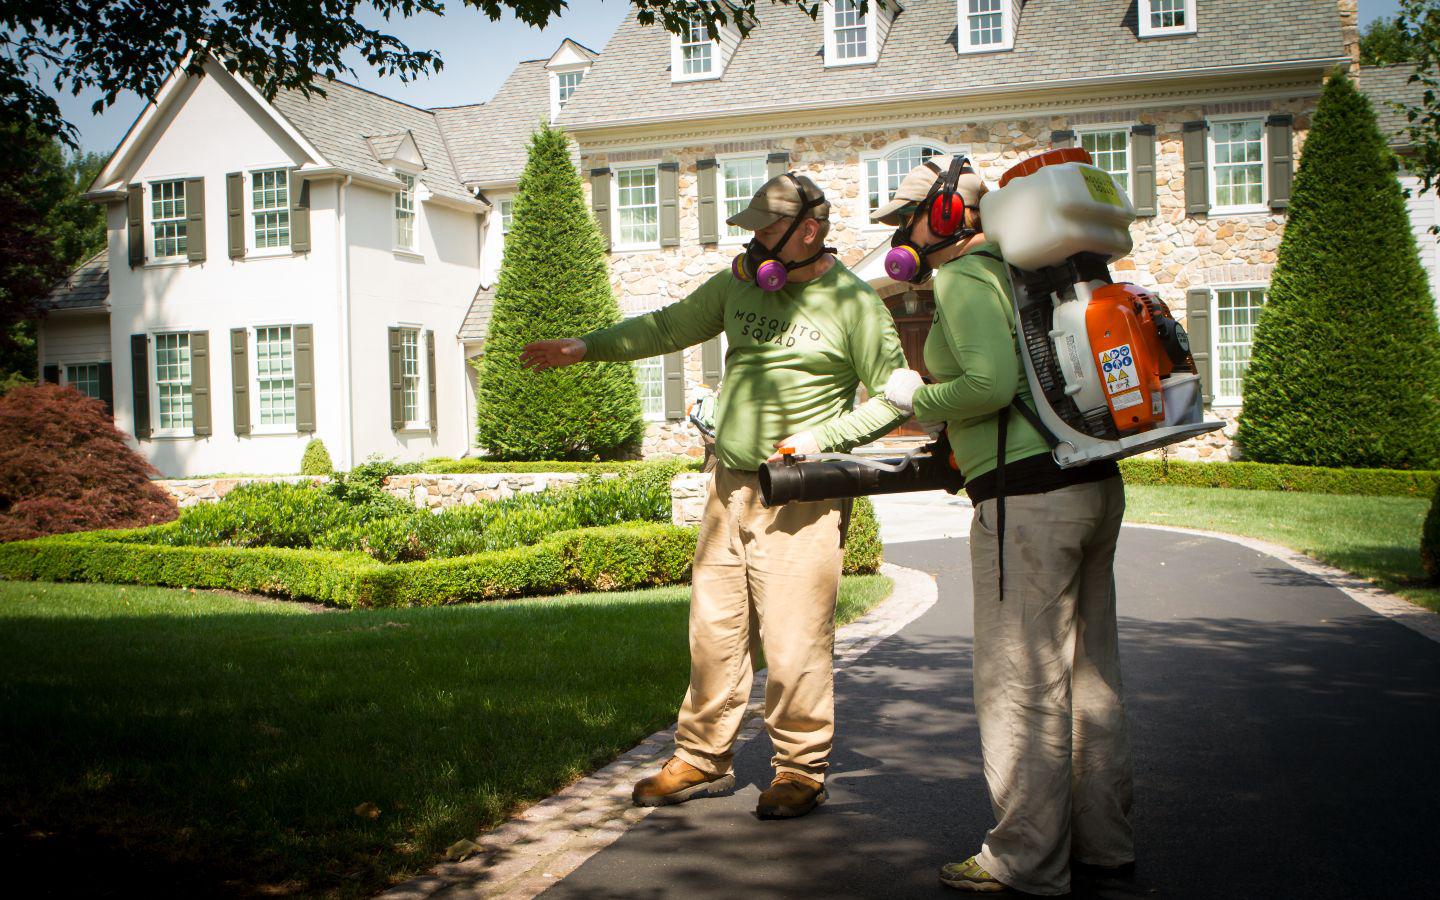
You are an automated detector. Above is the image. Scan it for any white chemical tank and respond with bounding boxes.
[979,150,1136,272]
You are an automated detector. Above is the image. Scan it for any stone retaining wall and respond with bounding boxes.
[157,473,609,510]
[670,472,713,527]
[157,475,326,508]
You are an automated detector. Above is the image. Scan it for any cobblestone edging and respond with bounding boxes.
[377,562,938,900]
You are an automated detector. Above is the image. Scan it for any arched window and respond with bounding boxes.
[865,144,946,218]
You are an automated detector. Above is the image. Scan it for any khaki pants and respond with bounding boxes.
[970,477,1134,896]
[673,463,844,782]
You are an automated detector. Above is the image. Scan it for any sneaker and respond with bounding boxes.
[631,756,735,807]
[939,856,1007,893]
[755,771,828,819]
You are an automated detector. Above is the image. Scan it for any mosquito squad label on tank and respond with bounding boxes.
[1098,344,1138,395]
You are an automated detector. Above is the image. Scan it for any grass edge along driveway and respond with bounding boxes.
[0,574,890,899]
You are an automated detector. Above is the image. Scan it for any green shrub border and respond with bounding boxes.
[1119,458,1440,498]
[418,457,702,475]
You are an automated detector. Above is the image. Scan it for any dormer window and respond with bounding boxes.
[824,0,898,67]
[1138,0,1196,38]
[544,38,598,118]
[958,0,1016,53]
[680,22,713,76]
[670,16,744,82]
[556,70,584,107]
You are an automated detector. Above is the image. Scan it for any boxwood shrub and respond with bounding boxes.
[1119,458,1440,498]
[844,497,883,575]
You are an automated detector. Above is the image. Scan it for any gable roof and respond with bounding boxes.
[458,286,495,342]
[44,249,109,311]
[434,59,551,189]
[1359,64,1426,147]
[557,0,1347,130]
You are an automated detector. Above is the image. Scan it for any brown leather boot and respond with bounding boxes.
[755,771,827,819]
[631,756,735,807]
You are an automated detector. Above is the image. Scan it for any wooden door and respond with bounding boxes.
[885,291,935,437]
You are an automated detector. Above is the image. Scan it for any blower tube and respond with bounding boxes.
[759,437,965,508]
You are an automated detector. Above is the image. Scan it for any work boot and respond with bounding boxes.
[755,771,827,819]
[631,756,735,807]
[939,856,1007,893]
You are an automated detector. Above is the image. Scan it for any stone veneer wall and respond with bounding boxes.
[585,96,1322,463]
[157,473,605,510]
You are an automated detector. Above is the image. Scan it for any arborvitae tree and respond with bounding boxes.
[1422,480,1439,584]
[474,122,644,460]
[1235,69,1440,469]
[299,438,333,475]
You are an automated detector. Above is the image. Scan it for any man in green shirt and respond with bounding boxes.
[520,173,911,819]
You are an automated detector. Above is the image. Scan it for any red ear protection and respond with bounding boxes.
[925,156,970,237]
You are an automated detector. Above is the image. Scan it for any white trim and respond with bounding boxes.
[1137,0,1198,39]
[549,63,591,121]
[1207,113,1268,215]
[610,161,662,252]
[393,170,419,254]
[249,323,299,435]
[824,0,879,67]
[957,0,1015,54]
[856,139,968,231]
[715,152,768,246]
[149,330,197,439]
[393,324,428,430]
[61,361,105,401]
[671,21,720,83]
[1074,123,1135,197]
[244,164,296,258]
[1207,282,1269,407]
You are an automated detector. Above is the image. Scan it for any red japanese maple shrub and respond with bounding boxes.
[0,383,177,540]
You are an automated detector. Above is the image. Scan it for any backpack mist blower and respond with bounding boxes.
[759,148,1223,508]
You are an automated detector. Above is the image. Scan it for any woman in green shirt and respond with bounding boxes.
[876,158,1136,896]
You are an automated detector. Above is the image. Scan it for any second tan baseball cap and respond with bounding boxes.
[869,155,989,226]
[725,173,831,230]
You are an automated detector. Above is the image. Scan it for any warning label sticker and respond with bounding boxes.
[1098,345,1138,396]
[1112,389,1144,411]
[1082,167,1125,208]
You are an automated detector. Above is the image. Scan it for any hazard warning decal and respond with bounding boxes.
[1112,389,1144,411]
[1098,345,1138,396]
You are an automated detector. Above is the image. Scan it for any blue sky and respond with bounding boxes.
[51,0,1405,157]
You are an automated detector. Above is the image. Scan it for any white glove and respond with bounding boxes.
[919,419,945,440]
[883,368,925,415]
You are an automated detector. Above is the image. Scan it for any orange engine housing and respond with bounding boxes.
[1085,283,1171,434]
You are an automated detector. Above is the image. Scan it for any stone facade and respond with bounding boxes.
[156,472,597,511]
[585,94,1320,462]
[670,472,712,527]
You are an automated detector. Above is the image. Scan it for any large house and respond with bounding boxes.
[40,1,1433,475]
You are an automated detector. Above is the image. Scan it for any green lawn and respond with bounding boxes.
[1124,485,1438,612]
[0,575,889,897]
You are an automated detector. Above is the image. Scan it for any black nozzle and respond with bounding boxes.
[759,444,965,508]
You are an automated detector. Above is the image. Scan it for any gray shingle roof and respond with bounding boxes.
[364,131,413,164]
[434,59,551,188]
[1359,64,1426,147]
[270,79,472,203]
[459,286,495,342]
[44,249,109,311]
[557,0,1346,130]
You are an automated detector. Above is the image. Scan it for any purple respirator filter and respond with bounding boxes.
[884,245,923,283]
[732,254,790,292]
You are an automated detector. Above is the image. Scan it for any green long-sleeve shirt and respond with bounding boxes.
[912,245,1050,482]
[582,261,908,471]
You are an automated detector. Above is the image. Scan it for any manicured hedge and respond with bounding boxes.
[844,497,883,575]
[419,457,702,475]
[1119,458,1440,498]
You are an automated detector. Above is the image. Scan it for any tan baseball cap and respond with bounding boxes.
[725,173,831,230]
[869,155,989,226]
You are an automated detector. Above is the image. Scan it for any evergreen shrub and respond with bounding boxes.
[299,438,333,475]
[0,383,176,541]
[474,121,644,460]
[1235,69,1440,469]
[843,497,883,575]
[1119,458,1440,497]
[1422,481,1439,584]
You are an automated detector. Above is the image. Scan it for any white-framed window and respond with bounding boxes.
[394,172,416,251]
[65,363,101,400]
[680,20,714,76]
[613,165,660,249]
[557,70,584,107]
[958,0,1016,53]
[1139,0,1197,38]
[1079,128,1131,196]
[720,156,767,241]
[499,198,514,235]
[254,325,296,429]
[399,327,424,426]
[833,0,868,59]
[250,169,291,251]
[625,313,666,422]
[1211,286,1268,405]
[153,332,194,434]
[862,142,949,224]
[824,0,886,66]
[150,179,188,260]
[1209,118,1267,213]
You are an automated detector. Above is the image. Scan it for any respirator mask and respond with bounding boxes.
[884,156,979,285]
[731,173,835,292]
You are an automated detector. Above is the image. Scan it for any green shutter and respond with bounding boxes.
[1185,288,1214,406]
[295,324,315,433]
[425,329,438,435]
[701,337,723,386]
[1266,114,1294,211]
[659,161,680,248]
[190,330,212,437]
[185,177,206,262]
[766,151,789,179]
[1051,129,1076,149]
[289,169,311,252]
[388,327,404,431]
[1130,125,1157,217]
[697,158,719,244]
[1183,121,1210,216]
[127,183,144,267]
[590,167,612,251]
[98,362,114,415]
[227,172,245,259]
[663,351,685,420]
[230,328,251,435]
[130,335,151,439]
